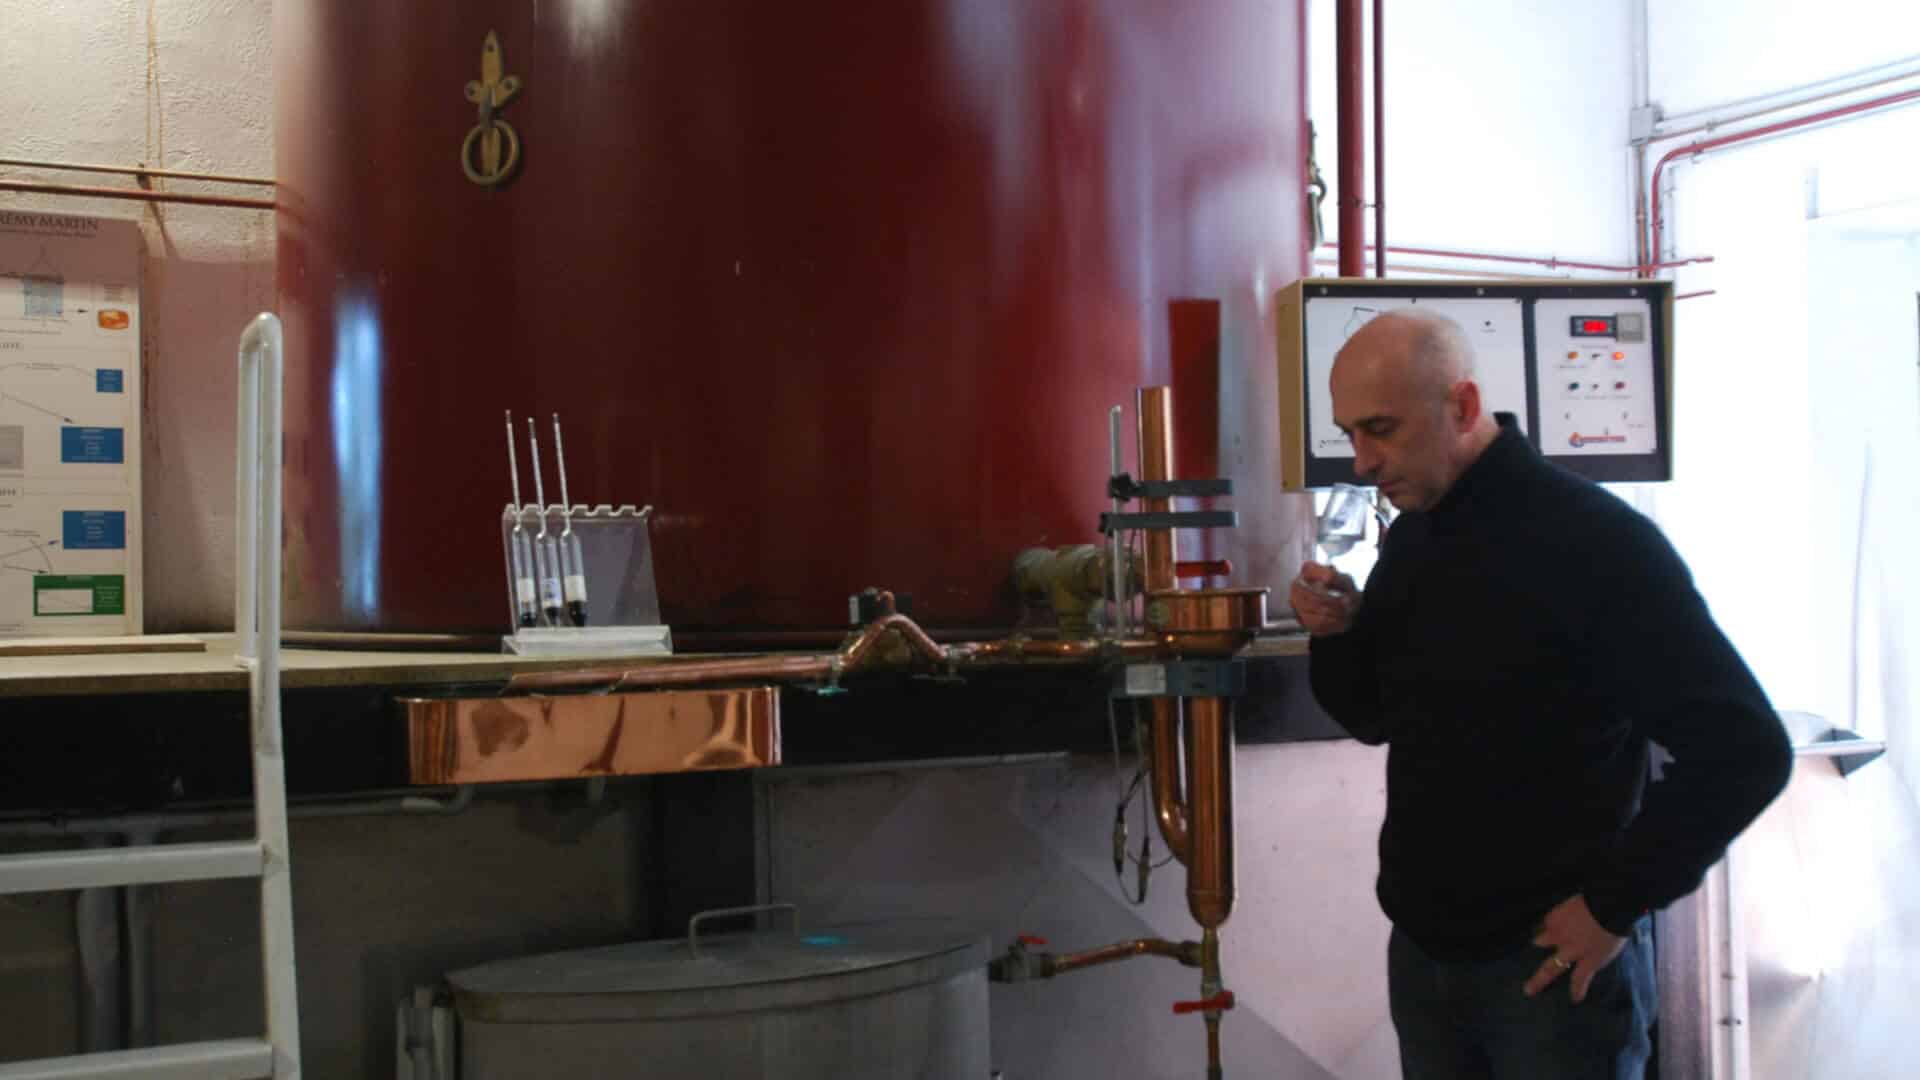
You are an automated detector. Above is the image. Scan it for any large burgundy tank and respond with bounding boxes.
[275,0,1311,635]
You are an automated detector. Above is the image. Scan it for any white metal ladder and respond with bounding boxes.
[0,314,303,1078]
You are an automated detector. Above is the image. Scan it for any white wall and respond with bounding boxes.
[1648,29,1920,719]
[1308,0,1637,265]
[0,0,275,632]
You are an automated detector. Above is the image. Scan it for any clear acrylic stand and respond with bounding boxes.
[499,504,673,657]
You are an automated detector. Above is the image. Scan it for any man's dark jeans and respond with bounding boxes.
[1388,917,1656,1079]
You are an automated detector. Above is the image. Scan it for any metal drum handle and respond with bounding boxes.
[688,903,799,954]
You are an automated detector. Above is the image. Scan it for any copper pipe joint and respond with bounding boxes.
[839,613,946,672]
[1145,587,1270,656]
[1185,697,1236,930]
[1150,698,1191,862]
[1137,386,1177,593]
[1048,937,1203,976]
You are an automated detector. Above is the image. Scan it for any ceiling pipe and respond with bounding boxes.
[1628,0,1653,276]
[1335,0,1365,277]
[1645,86,1920,273]
[1313,258,1573,281]
[1317,241,1710,274]
[1372,0,1386,278]
[1651,58,1920,143]
[0,178,274,211]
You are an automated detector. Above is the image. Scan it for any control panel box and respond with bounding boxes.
[1274,278,1673,488]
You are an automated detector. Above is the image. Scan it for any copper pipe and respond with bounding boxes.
[0,179,274,210]
[1184,696,1235,930]
[507,613,1175,693]
[1047,937,1202,976]
[672,626,1013,650]
[510,653,831,693]
[1151,698,1192,863]
[1206,1015,1223,1080]
[955,637,1099,662]
[953,636,1164,663]
[1335,0,1365,277]
[1137,386,1177,593]
[0,156,276,187]
[611,653,836,690]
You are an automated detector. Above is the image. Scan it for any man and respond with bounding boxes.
[1290,309,1791,1079]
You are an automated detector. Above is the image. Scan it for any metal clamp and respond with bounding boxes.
[688,903,799,953]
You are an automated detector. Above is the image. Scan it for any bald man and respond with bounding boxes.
[1291,310,1790,1079]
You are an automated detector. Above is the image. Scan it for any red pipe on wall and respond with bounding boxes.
[1335,0,1365,277]
[1371,0,1385,279]
[1317,242,1710,274]
[1645,86,1920,273]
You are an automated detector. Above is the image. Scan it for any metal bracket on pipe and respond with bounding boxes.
[1099,511,1238,534]
[1111,661,1247,700]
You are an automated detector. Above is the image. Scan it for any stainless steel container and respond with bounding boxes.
[447,915,990,1079]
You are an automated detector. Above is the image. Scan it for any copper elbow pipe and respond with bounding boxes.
[841,613,946,670]
[1150,698,1191,863]
[1049,937,1202,976]
[1137,387,1177,593]
[1184,696,1236,930]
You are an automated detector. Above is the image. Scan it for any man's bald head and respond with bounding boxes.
[1326,308,1499,512]
[1336,309,1476,405]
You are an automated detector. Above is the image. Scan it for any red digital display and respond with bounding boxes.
[1582,320,1609,333]
[1570,316,1617,338]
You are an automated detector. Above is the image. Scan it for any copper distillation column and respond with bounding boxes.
[1136,386,1265,1079]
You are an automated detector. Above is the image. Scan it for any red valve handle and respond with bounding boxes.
[1172,990,1236,1015]
[1016,934,1048,947]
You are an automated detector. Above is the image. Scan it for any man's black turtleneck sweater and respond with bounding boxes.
[1310,414,1792,962]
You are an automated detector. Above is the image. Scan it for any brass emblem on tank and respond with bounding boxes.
[462,31,523,187]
